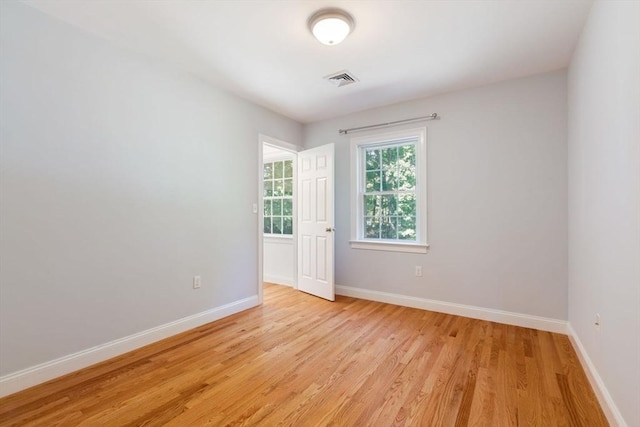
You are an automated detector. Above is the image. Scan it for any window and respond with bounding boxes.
[350,127,428,253]
[264,159,293,235]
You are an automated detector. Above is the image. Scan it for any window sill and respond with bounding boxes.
[264,234,293,240]
[349,240,429,254]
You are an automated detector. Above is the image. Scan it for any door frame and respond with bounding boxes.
[257,134,300,304]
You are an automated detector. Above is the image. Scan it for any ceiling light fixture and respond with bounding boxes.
[308,8,354,46]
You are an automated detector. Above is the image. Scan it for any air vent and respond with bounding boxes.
[324,70,359,87]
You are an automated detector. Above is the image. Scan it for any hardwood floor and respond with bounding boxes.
[0,283,608,426]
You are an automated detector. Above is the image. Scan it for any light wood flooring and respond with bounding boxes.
[0,283,608,426]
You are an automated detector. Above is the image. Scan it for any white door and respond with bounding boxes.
[297,143,335,301]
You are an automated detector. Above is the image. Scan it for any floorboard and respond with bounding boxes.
[0,283,608,426]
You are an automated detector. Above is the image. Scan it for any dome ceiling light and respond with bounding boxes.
[308,8,354,46]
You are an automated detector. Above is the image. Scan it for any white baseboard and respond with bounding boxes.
[0,295,259,398]
[263,274,294,287]
[336,285,568,334]
[567,323,627,427]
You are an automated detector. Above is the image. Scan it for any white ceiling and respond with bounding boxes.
[23,0,593,123]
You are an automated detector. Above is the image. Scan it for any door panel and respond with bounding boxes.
[317,178,327,221]
[297,144,335,301]
[301,235,311,278]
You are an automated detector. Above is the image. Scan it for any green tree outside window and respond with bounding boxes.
[363,143,417,241]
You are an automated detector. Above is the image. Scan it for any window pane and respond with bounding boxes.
[273,179,284,197]
[283,216,293,234]
[263,217,271,234]
[284,178,293,196]
[273,199,282,215]
[381,147,398,169]
[263,162,273,180]
[365,149,380,170]
[264,180,273,197]
[382,169,397,191]
[398,216,416,240]
[284,160,293,178]
[380,216,397,239]
[272,217,282,234]
[381,194,398,216]
[274,161,284,179]
[365,195,381,217]
[398,193,416,216]
[398,144,415,168]
[365,217,380,238]
[264,200,272,216]
[366,171,381,192]
[398,144,416,190]
[283,199,292,216]
[397,166,416,190]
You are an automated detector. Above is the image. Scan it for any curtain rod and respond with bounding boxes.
[338,113,439,135]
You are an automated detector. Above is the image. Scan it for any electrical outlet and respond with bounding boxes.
[193,276,201,289]
[595,313,601,330]
[415,266,423,277]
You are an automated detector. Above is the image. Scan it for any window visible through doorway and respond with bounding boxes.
[264,159,293,235]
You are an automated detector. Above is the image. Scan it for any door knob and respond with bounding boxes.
[325,227,335,232]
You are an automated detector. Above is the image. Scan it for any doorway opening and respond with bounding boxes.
[257,136,336,303]
[258,135,299,304]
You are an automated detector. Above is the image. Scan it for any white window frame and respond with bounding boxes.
[350,127,429,253]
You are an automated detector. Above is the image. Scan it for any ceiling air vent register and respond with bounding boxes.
[324,70,359,87]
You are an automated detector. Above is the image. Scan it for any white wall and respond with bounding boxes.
[304,71,568,320]
[567,1,640,426]
[0,1,301,380]
[263,237,294,286]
